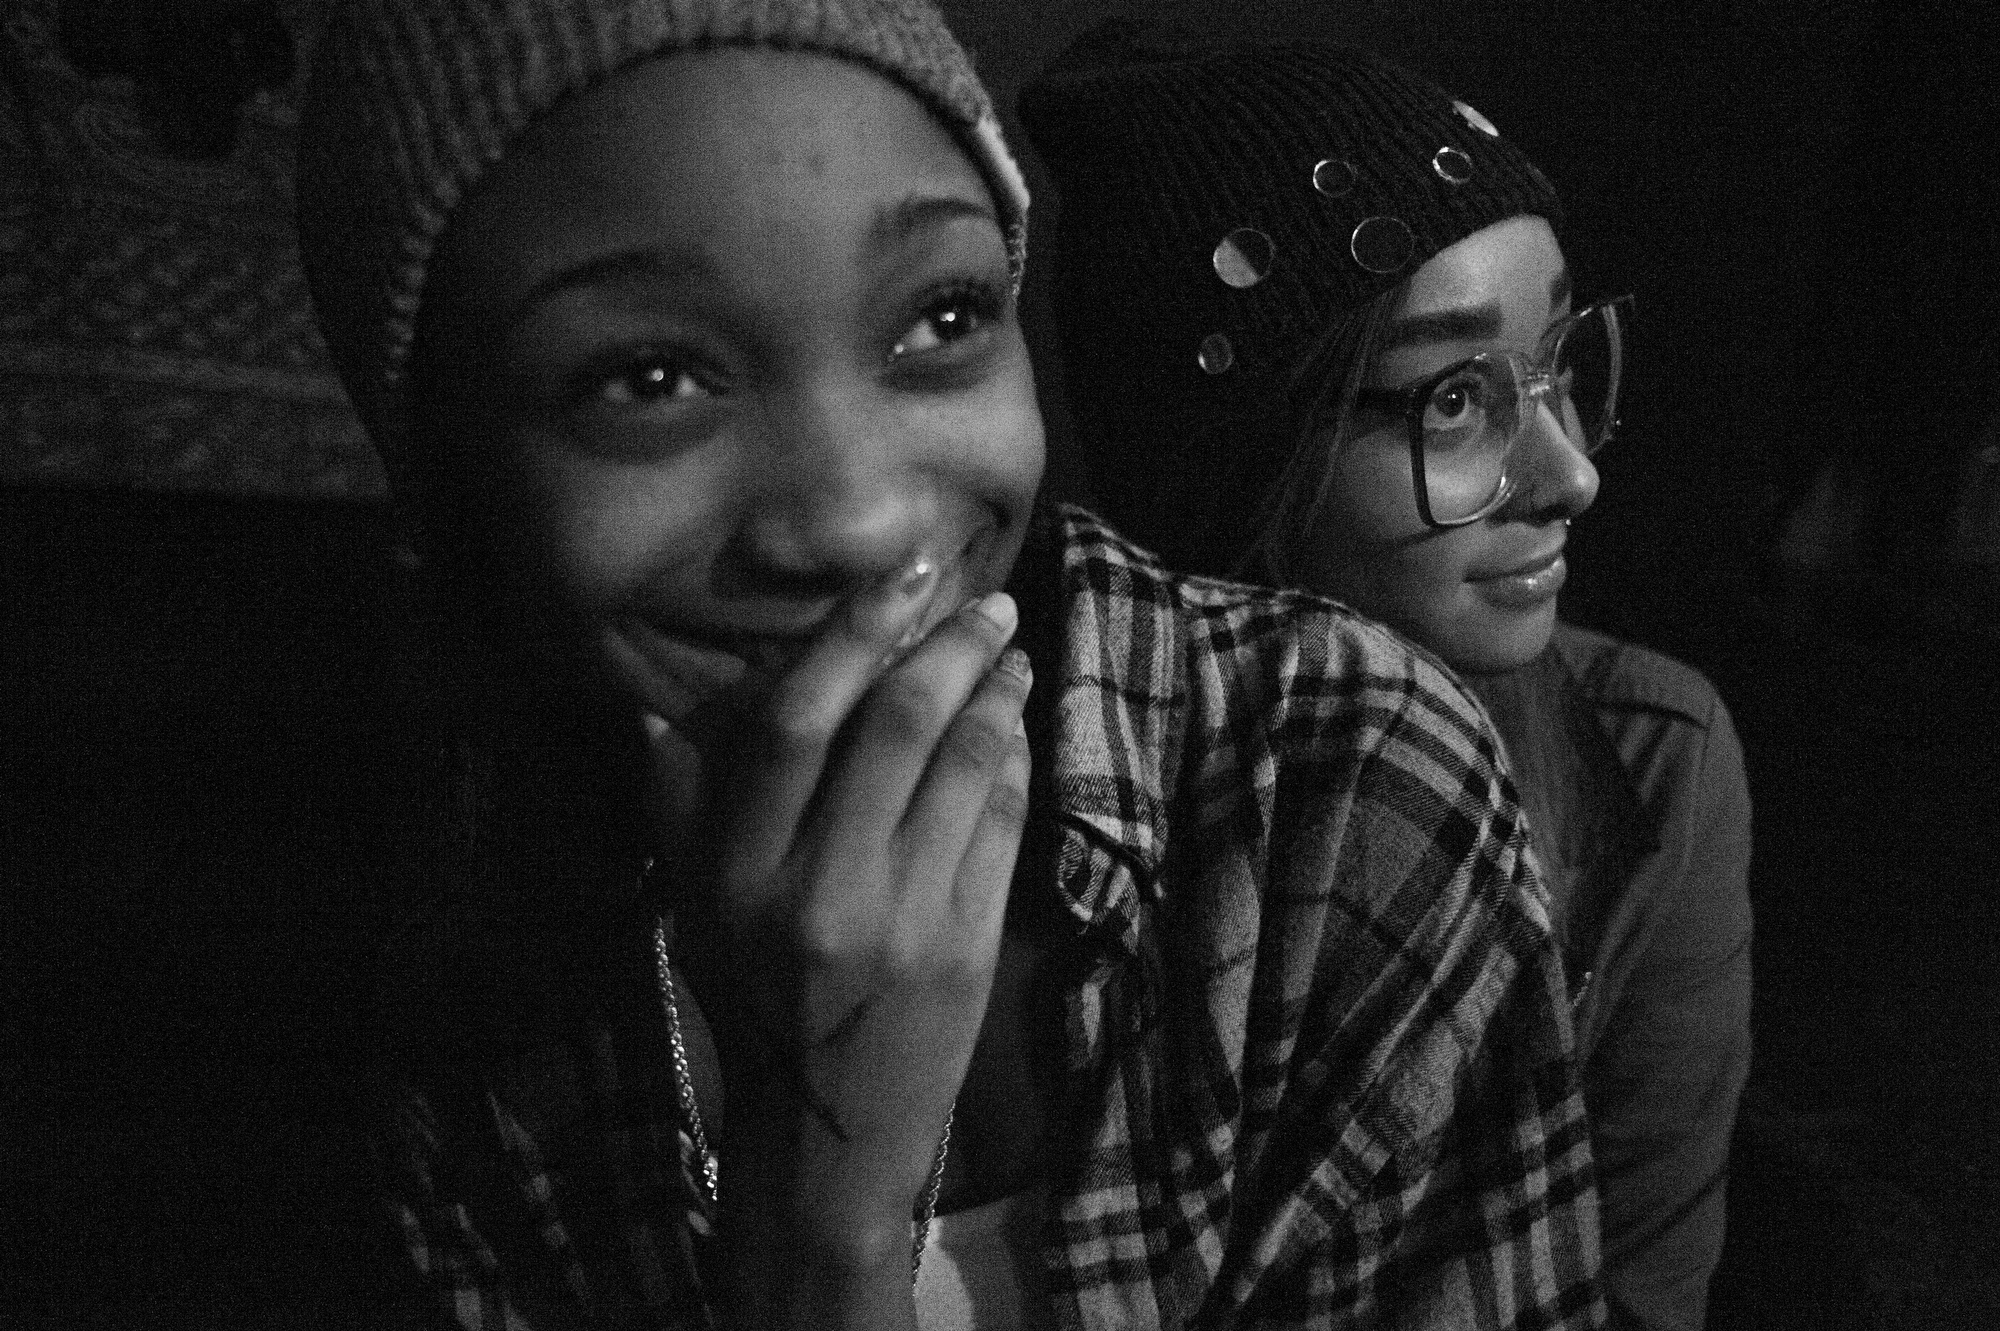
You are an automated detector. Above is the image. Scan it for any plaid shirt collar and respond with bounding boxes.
[1009,502,1179,960]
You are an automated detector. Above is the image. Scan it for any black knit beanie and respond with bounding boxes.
[1020,32,1562,575]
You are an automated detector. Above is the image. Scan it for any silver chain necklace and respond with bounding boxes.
[649,912,952,1280]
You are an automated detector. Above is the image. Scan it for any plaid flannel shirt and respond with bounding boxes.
[374,505,1605,1330]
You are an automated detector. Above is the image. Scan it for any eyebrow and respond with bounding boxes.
[869,193,999,250]
[1377,267,1575,353]
[500,193,1000,338]
[507,247,716,336]
[1378,304,1501,352]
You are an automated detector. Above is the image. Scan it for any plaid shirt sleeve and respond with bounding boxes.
[1039,508,1605,1330]
[366,1035,720,1331]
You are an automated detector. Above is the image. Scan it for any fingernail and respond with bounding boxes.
[969,591,1017,637]
[996,645,1032,683]
[848,557,938,639]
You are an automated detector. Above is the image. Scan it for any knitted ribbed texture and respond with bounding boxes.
[296,0,1028,506]
[1019,37,1561,575]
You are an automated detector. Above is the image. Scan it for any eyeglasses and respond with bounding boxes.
[1352,295,1632,528]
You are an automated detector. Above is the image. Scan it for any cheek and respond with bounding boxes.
[931,353,1045,573]
[981,397,1045,536]
[1294,447,1480,636]
[507,445,727,616]
[967,342,1047,502]
[1324,444,1421,547]
[1322,533,1477,637]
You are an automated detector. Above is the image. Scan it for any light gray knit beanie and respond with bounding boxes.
[295,0,1029,513]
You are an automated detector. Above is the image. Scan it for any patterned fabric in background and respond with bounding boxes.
[0,0,382,500]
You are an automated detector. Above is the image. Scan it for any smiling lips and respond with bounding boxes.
[1472,545,1567,610]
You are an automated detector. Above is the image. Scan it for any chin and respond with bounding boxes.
[1441,603,1558,677]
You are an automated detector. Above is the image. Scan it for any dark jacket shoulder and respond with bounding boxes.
[1550,623,1725,730]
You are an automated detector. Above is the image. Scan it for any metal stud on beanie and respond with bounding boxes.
[295,0,1029,519]
[1019,32,1561,576]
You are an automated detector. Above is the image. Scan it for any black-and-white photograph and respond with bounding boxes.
[5,1,1995,1326]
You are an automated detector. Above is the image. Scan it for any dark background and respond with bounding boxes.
[5,0,1999,1326]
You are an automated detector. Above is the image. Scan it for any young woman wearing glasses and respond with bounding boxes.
[1024,36,1753,1331]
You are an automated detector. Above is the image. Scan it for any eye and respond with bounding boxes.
[1422,368,1493,439]
[590,354,714,407]
[889,280,1005,361]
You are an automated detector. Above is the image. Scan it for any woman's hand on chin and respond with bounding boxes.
[608,570,1034,1326]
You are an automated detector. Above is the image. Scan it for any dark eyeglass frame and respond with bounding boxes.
[1351,294,1633,529]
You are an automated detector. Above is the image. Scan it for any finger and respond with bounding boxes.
[820,592,1019,832]
[895,644,1031,883]
[950,704,1031,933]
[726,559,945,883]
[638,712,707,853]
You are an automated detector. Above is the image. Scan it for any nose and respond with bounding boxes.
[731,391,940,597]
[1503,397,1600,524]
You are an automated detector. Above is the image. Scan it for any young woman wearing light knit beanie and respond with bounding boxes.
[294,3,1607,1327]
[1023,31,1752,1331]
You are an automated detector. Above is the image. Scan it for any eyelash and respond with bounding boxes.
[889,277,1010,363]
[569,347,719,410]
[560,272,1011,413]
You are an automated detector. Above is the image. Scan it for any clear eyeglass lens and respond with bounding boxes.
[1419,358,1520,524]
[1547,304,1622,455]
